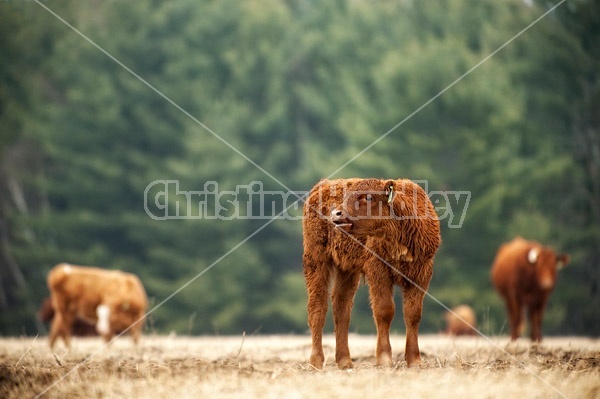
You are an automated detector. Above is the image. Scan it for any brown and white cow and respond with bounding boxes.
[491,237,569,342]
[47,263,148,348]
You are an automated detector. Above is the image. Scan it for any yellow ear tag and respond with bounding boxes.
[387,186,394,204]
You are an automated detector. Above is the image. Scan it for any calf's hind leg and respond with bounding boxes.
[332,269,360,369]
[401,260,432,368]
[402,285,426,367]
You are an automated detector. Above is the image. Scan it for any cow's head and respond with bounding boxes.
[99,301,144,335]
[330,179,396,238]
[527,246,570,291]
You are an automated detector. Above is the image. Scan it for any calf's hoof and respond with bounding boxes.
[406,357,421,368]
[376,352,393,367]
[337,357,353,370]
[309,353,325,370]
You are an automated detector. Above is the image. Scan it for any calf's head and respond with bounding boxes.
[527,246,570,291]
[331,179,396,237]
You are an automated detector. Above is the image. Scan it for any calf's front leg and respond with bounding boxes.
[304,259,331,370]
[367,265,395,367]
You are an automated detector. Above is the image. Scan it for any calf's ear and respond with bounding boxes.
[556,253,570,270]
[384,180,395,203]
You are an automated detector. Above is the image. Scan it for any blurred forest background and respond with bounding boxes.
[0,0,598,337]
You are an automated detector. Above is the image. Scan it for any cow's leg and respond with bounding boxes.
[130,317,144,345]
[49,312,64,349]
[505,294,522,341]
[49,296,72,349]
[367,263,395,367]
[102,332,114,344]
[131,329,141,345]
[332,269,360,370]
[528,301,546,343]
[50,311,73,349]
[402,284,427,368]
[49,314,59,348]
[304,256,331,370]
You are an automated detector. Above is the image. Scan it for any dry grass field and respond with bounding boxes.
[1,334,598,399]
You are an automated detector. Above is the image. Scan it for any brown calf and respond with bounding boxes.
[303,178,441,369]
[491,237,569,342]
[47,263,148,348]
[444,305,477,336]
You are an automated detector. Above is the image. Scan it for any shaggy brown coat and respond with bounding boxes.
[47,263,148,348]
[491,237,569,342]
[302,178,441,369]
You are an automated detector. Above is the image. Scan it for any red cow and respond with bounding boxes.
[48,263,148,348]
[303,178,441,369]
[491,237,569,342]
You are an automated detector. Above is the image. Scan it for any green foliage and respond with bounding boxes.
[1,0,598,337]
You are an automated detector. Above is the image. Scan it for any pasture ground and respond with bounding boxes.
[0,334,598,399]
